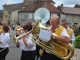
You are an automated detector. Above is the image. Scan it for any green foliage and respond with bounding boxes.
[74,35,80,48]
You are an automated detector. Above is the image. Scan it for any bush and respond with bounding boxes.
[74,36,80,48]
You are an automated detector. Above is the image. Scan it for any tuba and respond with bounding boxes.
[33,8,74,60]
[12,8,74,60]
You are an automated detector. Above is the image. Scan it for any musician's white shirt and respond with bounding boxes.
[19,33,36,51]
[0,33,10,48]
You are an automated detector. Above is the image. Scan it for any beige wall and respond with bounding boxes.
[12,10,19,24]
[0,18,3,23]
[3,8,20,25]
[3,8,12,24]
[19,12,35,25]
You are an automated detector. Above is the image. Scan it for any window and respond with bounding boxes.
[75,15,78,20]
[9,12,10,14]
[20,13,24,19]
[9,16,10,18]
[29,13,32,19]
[5,15,7,18]
[61,14,65,18]
[67,15,72,20]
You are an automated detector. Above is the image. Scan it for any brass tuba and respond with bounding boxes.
[32,20,74,60]
[33,8,74,60]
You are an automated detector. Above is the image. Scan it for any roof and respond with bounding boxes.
[3,3,23,12]
[74,4,80,8]
[19,2,60,13]
[0,10,3,13]
[58,6,80,15]
[36,0,53,2]
[22,0,34,7]
[0,13,3,18]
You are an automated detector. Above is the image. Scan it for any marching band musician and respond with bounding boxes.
[61,19,75,60]
[40,15,71,60]
[16,22,36,60]
[15,24,22,47]
[0,25,10,60]
[61,19,75,43]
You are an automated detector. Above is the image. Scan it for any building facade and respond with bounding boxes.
[58,4,80,26]
[18,0,60,25]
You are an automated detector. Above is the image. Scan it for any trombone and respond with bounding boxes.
[12,30,32,43]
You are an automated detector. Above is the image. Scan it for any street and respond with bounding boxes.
[6,44,21,60]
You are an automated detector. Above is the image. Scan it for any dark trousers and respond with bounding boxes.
[16,35,19,47]
[20,50,36,60]
[0,48,9,60]
[40,50,62,60]
[12,27,15,30]
[36,45,41,59]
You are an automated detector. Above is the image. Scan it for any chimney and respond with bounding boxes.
[5,4,6,5]
[61,4,63,8]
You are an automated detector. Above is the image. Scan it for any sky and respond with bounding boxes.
[0,0,80,10]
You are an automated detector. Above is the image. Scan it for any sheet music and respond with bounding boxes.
[39,28,52,42]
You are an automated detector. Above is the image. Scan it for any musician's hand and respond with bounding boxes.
[12,40,16,44]
[51,33,58,39]
[21,35,26,40]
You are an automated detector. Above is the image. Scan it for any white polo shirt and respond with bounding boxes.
[0,33,10,48]
[19,33,36,51]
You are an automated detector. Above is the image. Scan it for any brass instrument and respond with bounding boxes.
[12,8,74,60]
[16,28,23,31]
[12,30,32,43]
[15,26,22,31]
[32,20,74,60]
[0,26,2,34]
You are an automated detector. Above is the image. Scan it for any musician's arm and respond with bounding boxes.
[71,32,75,42]
[52,29,71,44]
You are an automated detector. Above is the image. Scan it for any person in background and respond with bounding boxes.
[61,19,75,43]
[0,25,10,60]
[12,24,16,30]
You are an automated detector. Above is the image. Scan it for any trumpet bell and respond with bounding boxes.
[16,26,22,31]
